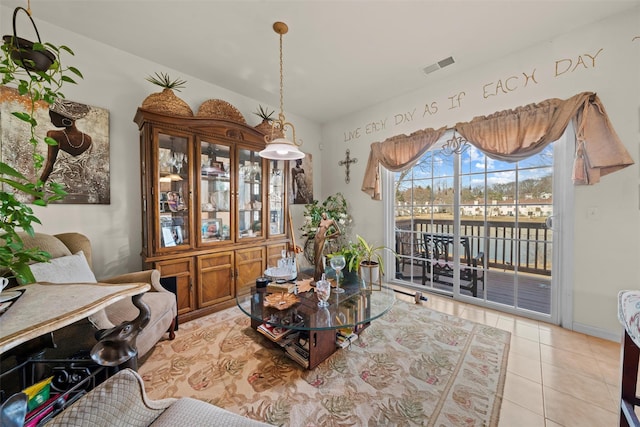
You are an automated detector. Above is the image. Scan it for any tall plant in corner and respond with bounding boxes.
[0,7,82,284]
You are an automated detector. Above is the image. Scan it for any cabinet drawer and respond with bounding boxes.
[200,252,232,269]
[157,259,191,276]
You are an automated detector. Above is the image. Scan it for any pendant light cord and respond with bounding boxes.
[278,32,285,124]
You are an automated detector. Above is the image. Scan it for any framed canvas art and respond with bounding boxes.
[0,86,110,204]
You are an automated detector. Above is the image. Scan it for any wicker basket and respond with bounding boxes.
[141,88,193,117]
[255,119,285,139]
[196,99,246,123]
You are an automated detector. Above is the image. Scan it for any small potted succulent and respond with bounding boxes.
[141,72,193,117]
[253,104,283,139]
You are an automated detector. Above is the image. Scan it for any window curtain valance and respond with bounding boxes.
[361,127,447,200]
[362,92,634,200]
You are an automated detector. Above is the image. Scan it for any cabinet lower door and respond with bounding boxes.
[156,258,194,316]
[198,251,234,307]
[236,247,265,296]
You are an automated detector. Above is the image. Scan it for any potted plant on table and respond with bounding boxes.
[352,234,397,289]
[0,12,81,284]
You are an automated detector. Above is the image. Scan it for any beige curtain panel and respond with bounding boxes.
[361,92,634,200]
[361,127,446,200]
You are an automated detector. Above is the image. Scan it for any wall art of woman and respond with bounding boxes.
[39,98,93,185]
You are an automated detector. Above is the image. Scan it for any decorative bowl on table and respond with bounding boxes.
[264,267,296,281]
[264,292,299,310]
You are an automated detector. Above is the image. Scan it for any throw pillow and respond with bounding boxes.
[30,251,114,329]
[30,251,97,284]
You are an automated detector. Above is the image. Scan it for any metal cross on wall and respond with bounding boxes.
[339,149,358,183]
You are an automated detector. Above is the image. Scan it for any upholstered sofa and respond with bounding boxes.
[18,232,177,358]
[45,368,269,426]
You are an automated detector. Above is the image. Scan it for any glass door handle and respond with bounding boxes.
[545,215,555,230]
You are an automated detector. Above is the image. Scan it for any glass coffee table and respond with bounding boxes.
[236,277,395,369]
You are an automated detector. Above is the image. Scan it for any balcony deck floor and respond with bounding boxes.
[396,263,551,315]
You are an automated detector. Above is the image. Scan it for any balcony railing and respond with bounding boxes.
[396,218,552,276]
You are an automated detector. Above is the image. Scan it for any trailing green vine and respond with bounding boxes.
[0,35,82,283]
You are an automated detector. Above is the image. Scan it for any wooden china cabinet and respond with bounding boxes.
[134,108,289,323]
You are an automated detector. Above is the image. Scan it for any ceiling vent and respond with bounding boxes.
[423,56,455,75]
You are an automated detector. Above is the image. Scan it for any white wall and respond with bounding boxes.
[0,7,322,279]
[321,8,640,340]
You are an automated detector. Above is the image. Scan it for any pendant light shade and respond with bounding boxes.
[259,138,305,160]
[259,22,305,161]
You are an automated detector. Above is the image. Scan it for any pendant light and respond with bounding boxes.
[259,22,305,161]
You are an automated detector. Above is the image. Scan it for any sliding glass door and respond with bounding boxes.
[390,133,562,320]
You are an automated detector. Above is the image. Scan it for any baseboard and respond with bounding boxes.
[571,321,621,343]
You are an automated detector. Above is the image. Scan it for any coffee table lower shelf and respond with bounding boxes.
[250,318,366,369]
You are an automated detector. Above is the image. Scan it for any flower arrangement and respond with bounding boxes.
[300,192,352,240]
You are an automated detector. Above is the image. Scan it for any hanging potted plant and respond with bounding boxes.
[0,4,81,284]
[2,6,55,73]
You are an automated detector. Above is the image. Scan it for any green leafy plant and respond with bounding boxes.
[1,40,82,173]
[145,72,187,91]
[0,179,50,283]
[327,241,361,273]
[0,34,81,283]
[353,234,397,276]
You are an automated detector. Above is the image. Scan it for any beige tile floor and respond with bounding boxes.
[398,291,623,427]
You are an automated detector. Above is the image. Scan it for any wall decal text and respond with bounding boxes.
[341,43,625,142]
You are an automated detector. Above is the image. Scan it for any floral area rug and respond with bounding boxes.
[138,299,510,426]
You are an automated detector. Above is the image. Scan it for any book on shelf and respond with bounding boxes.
[257,323,294,342]
[336,332,358,348]
[258,318,303,342]
[285,346,309,368]
[287,341,310,359]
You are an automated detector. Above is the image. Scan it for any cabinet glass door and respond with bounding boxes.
[199,141,232,243]
[157,133,190,249]
[268,160,286,236]
[238,148,263,240]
